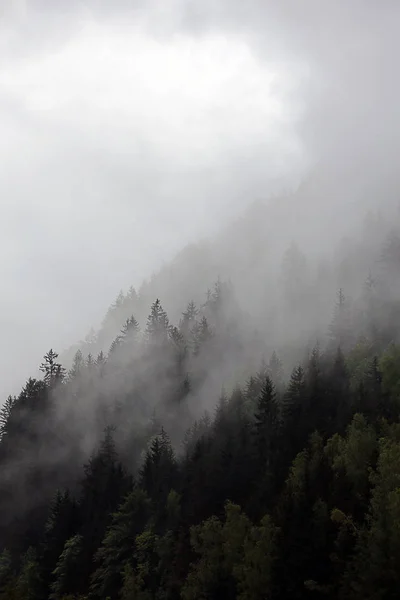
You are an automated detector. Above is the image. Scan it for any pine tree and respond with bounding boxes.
[15,547,42,600]
[40,350,65,387]
[306,345,326,435]
[192,317,213,356]
[68,350,84,381]
[252,376,281,511]
[254,376,279,466]
[245,375,262,406]
[121,315,140,341]
[50,534,83,600]
[86,353,94,370]
[95,351,107,378]
[139,429,177,519]
[282,365,308,457]
[180,301,199,338]
[40,489,78,597]
[90,488,150,600]
[0,396,15,439]
[0,549,14,597]
[146,299,171,345]
[268,351,284,389]
[330,347,351,433]
[78,427,131,593]
[170,326,188,381]
[282,366,306,422]
[329,289,353,351]
[234,514,279,600]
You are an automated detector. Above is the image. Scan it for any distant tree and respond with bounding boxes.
[346,435,400,598]
[267,351,284,389]
[78,427,131,593]
[86,353,94,370]
[40,489,78,598]
[182,502,278,600]
[329,289,353,351]
[234,514,279,600]
[253,375,280,507]
[40,350,65,387]
[139,429,178,524]
[121,315,140,341]
[15,547,42,600]
[180,301,199,339]
[90,488,150,600]
[68,350,85,381]
[0,549,14,597]
[254,376,279,463]
[145,300,171,346]
[50,534,83,600]
[0,396,15,439]
[329,347,351,433]
[95,351,107,377]
[170,326,188,380]
[306,345,328,435]
[192,317,213,356]
[282,365,308,456]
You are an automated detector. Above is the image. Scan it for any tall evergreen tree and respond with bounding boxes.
[90,488,150,600]
[146,299,171,345]
[282,365,308,457]
[40,350,65,387]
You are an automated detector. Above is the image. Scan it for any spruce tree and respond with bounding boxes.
[40,350,65,387]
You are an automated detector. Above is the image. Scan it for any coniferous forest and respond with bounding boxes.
[2,199,400,599]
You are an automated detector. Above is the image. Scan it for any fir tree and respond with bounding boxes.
[40,350,65,387]
[0,396,15,439]
[146,299,171,345]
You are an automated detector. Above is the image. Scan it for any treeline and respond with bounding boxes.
[1,229,400,598]
[1,340,400,598]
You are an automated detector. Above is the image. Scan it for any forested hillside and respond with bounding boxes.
[2,195,400,599]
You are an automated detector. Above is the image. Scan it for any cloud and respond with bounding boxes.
[3,0,399,398]
[0,3,303,397]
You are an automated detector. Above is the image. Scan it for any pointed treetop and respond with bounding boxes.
[146,299,171,343]
[40,349,65,386]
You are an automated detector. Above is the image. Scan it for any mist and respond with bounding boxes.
[0,0,398,428]
[2,3,400,597]
[0,0,306,398]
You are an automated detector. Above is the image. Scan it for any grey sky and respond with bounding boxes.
[0,0,305,397]
[1,0,399,397]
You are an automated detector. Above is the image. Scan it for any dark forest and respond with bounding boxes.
[2,199,400,599]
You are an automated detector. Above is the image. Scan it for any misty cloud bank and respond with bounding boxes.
[1,0,400,420]
[0,0,303,397]
[2,3,400,598]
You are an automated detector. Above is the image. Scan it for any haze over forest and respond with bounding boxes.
[3,0,398,397]
[1,2,400,599]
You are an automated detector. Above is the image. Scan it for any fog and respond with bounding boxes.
[2,4,400,593]
[0,1,305,398]
[1,0,400,400]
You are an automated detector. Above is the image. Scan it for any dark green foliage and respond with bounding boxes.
[40,489,78,598]
[0,549,14,598]
[139,429,178,529]
[78,427,132,593]
[50,534,83,600]
[15,547,42,600]
[90,488,150,599]
[251,375,281,511]
[2,263,400,600]
[282,364,308,456]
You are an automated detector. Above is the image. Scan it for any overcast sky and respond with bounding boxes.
[1,0,399,397]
